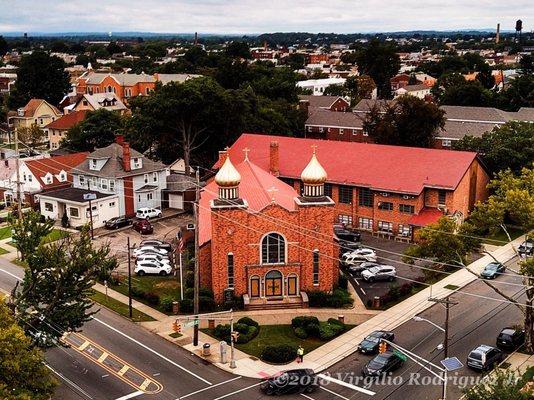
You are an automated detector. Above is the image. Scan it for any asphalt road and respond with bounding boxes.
[0,255,525,400]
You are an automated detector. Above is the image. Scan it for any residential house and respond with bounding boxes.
[304,109,369,142]
[72,93,128,115]
[394,84,432,99]
[44,110,88,150]
[298,95,350,113]
[9,99,62,133]
[296,78,346,96]
[216,134,490,241]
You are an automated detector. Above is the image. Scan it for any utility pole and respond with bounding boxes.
[127,237,133,319]
[14,128,22,219]
[193,167,200,347]
[88,198,94,240]
[428,296,458,400]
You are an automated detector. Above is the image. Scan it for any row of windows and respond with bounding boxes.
[80,175,116,192]
[338,215,413,236]
[306,126,369,136]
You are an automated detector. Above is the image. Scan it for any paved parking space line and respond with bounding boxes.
[115,391,144,400]
[178,376,242,399]
[212,382,263,400]
[300,394,316,400]
[318,374,375,396]
[319,386,350,400]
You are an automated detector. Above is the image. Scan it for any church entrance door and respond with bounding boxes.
[265,270,282,297]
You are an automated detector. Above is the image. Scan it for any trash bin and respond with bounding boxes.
[202,343,211,356]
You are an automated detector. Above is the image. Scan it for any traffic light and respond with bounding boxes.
[172,320,181,333]
[379,341,387,354]
[231,331,240,343]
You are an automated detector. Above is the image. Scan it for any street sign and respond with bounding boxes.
[441,357,464,372]
[185,319,199,327]
[83,193,97,201]
[393,349,408,361]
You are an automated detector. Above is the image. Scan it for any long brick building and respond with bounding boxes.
[216,134,490,241]
[199,151,337,307]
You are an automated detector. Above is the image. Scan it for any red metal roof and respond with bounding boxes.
[45,110,87,130]
[219,133,478,195]
[25,152,89,189]
[200,159,298,246]
[408,207,444,227]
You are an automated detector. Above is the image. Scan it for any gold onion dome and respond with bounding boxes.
[301,152,327,184]
[215,156,241,187]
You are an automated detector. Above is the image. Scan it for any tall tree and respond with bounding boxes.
[453,121,534,174]
[497,74,534,111]
[63,109,124,151]
[363,95,445,148]
[8,51,70,109]
[355,39,400,98]
[475,69,495,89]
[0,35,8,56]
[0,298,57,399]
[225,41,251,59]
[519,54,533,75]
[10,215,116,345]
[463,367,533,400]
[17,124,46,150]
[439,80,494,107]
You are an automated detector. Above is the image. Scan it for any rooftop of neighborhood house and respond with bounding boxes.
[25,152,89,188]
[217,133,479,195]
[38,187,116,203]
[305,108,364,129]
[200,157,298,246]
[397,84,429,92]
[74,143,166,178]
[44,110,88,130]
[299,95,348,109]
[17,98,61,118]
[77,93,127,111]
[80,71,202,86]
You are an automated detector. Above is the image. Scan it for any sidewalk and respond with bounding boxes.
[91,235,523,378]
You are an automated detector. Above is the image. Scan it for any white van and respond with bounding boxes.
[135,207,162,220]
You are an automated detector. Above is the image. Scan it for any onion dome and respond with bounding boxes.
[301,152,327,185]
[215,155,241,187]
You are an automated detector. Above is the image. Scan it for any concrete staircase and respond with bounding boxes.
[244,292,309,310]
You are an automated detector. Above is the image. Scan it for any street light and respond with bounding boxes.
[412,316,445,332]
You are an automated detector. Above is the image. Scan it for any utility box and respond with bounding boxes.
[219,341,228,363]
[202,343,211,356]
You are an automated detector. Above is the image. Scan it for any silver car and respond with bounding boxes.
[361,266,396,282]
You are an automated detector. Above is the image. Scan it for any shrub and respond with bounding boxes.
[291,316,319,329]
[130,286,144,299]
[237,317,259,328]
[179,299,193,313]
[338,273,348,290]
[261,344,297,364]
[185,271,194,288]
[144,292,160,306]
[294,327,308,339]
[327,318,345,328]
[318,321,344,340]
[234,323,249,334]
[160,295,177,312]
[305,322,320,337]
[236,326,259,344]
[326,289,354,308]
[184,287,194,299]
[199,296,216,312]
[307,290,328,307]
[214,324,231,340]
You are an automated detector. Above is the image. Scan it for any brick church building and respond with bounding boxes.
[199,150,338,308]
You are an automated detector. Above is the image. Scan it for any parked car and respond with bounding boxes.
[334,227,361,243]
[135,207,162,220]
[362,352,404,376]
[361,266,396,282]
[480,262,506,279]
[136,253,171,265]
[518,240,533,257]
[140,239,172,251]
[133,245,169,258]
[104,216,131,230]
[358,331,395,354]
[342,248,377,264]
[467,345,503,371]
[260,369,319,395]
[496,327,525,350]
[134,260,172,276]
[348,261,381,276]
[133,219,154,235]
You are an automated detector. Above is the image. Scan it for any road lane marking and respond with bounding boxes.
[212,382,263,400]
[118,365,130,376]
[318,373,375,396]
[0,268,22,281]
[320,386,351,400]
[115,391,144,400]
[79,341,90,351]
[179,376,242,399]
[98,352,109,363]
[94,317,212,385]
[139,378,152,391]
[300,394,316,400]
[45,364,94,400]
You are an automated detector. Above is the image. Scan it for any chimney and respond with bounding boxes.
[217,150,227,167]
[115,134,124,145]
[269,141,279,176]
[264,40,268,51]
[122,142,131,172]
[496,23,500,44]
[298,99,310,115]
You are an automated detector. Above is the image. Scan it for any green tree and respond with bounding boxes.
[10,222,116,345]
[463,367,533,400]
[453,121,534,174]
[0,35,9,55]
[439,80,494,107]
[363,95,445,147]
[9,211,54,261]
[519,54,533,75]
[8,51,70,109]
[107,41,122,55]
[324,75,376,106]
[497,74,534,111]
[63,109,124,151]
[0,298,57,399]
[355,39,400,98]
[475,69,495,89]
[225,41,251,59]
[17,124,46,150]
[284,53,306,70]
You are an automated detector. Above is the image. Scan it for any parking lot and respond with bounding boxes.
[340,232,424,305]
[94,213,193,274]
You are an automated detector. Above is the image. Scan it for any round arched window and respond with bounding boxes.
[261,233,286,264]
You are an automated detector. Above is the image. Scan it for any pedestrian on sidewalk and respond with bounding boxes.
[297,345,304,363]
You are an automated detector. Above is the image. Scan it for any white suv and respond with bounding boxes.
[136,207,162,220]
[342,248,377,264]
[361,265,396,282]
[136,253,171,265]
[133,245,169,258]
[135,260,172,276]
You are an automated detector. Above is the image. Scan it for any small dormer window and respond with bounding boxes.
[91,159,97,169]
[59,171,66,182]
[133,158,141,169]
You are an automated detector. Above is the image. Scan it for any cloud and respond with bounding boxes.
[0,0,531,34]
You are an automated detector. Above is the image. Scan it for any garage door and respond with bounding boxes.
[168,194,184,210]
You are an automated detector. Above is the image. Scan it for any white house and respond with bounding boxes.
[296,77,346,96]
[394,84,431,99]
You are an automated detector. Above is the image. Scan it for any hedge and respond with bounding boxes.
[308,289,354,308]
[291,316,346,341]
[237,317,259,327]
[291,316,319,329]
[261,344,297,364]
[294,327,308,339]
[213,316,260,344]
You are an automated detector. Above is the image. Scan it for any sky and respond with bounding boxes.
[0,0,532,34]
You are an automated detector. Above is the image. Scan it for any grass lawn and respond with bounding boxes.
[0,226,11,240]
[12,259,27,268]
[42,229,70,244]
[110,275,182,315]
[483,226,524,245]
[90,290,155,322]
[0,247,9,255]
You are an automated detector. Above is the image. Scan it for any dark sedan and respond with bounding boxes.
[362,352,404,377]
[518,240,533,257]
[358,331,395,354]
[496,327,525,350]
[105,216,131,229]
[480,262,506,279]
[260,369,319,395]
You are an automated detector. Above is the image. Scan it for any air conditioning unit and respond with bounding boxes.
[186,223,195,230]
[381,192,389,197]
[438,205,448,214]
[17,108,24,117]
[402,195,410,200]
